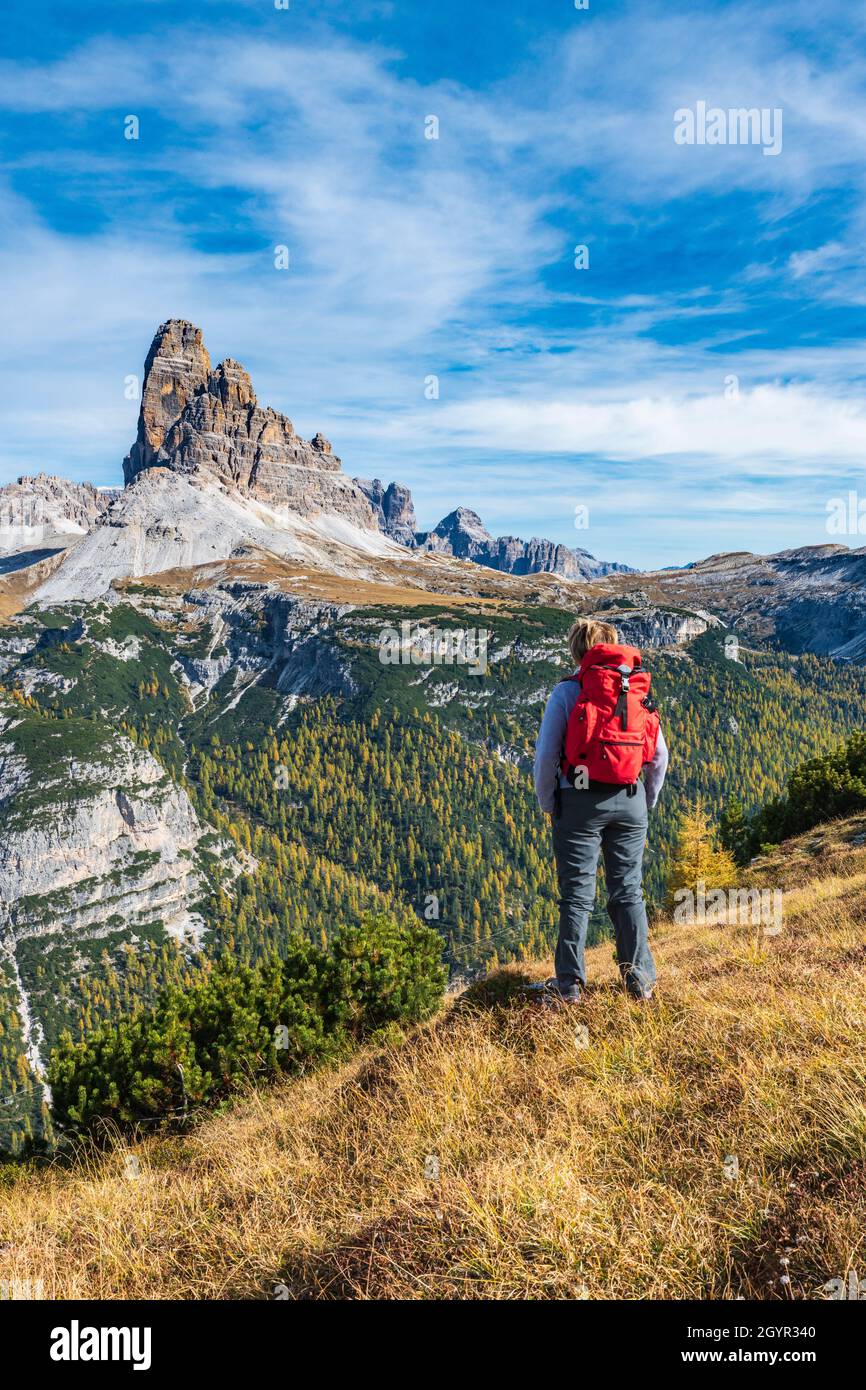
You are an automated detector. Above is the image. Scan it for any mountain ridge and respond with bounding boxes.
[354,477,632,579]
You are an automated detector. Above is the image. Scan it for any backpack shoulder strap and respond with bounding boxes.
[553,674,582,816]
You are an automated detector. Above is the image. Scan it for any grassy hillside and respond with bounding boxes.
[2,813,866,1300]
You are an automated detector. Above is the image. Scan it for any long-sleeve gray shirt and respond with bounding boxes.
[533,675,669,814]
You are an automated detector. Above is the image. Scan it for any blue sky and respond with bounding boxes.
[2,0,866,568]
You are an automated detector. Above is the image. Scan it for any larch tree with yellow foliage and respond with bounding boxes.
[666,799,739,912]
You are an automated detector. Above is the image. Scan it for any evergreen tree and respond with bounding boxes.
[719,795,752,865]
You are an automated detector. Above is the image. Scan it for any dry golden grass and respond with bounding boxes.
[2,820,866,1301]
[114,543,597,610]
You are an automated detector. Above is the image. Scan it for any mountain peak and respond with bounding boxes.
[354,477,418,546]
[207,357,257,410]
[119,321,374,529]
[436,507,491,539]
[123,321,212,484]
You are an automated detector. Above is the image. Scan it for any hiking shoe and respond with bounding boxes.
[545,977,583,1005]
[525,977,582,1004]
[630,988,655,1004]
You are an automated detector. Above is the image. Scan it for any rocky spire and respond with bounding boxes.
[123,320,211,485]
[207,358,257,410]
[120,320,377,529]
[354,477,418,546]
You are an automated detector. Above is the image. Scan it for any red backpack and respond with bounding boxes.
[561,642,660,789]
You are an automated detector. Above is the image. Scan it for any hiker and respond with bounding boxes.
[533,618,668,1003]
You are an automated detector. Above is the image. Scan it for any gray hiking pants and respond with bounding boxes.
[553,782,656,997]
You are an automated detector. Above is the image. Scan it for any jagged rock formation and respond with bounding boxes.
[26,322,401,604]
[414,505,632,579]
[123,320,376,526]
[123,320,211,482]
[0,475,117,561]
[354,478,418,546]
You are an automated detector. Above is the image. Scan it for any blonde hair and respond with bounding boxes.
[568,617,618,666]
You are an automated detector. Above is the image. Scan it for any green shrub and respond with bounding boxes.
[48,914,444,1139]
[738,730,866,858]
[333,912,447,1034]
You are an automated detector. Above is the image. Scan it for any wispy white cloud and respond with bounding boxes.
[408,384,866,464]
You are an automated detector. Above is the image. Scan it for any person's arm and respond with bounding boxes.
[534,685,569,814]
[644,725,668,810]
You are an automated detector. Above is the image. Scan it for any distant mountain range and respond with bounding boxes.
[0,473,118,572]
[351,477,632,579]
[353,478,632,579]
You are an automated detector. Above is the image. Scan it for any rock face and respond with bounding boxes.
[417,507,489,560]
[354,478,418,546]
[0,693,239,1082]
[0,702,224,948]
[0,474,117,560]
[123,320,212,483]
[173,587,361,711]
[123,320,376,527]
[413,504,632,579]
[587,603,715,648]
[646,545,866,661]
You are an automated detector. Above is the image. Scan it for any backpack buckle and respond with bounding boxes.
[615,664,631,730]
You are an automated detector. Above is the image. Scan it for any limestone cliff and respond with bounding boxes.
[354,478,418,546]
[0,694,239,1077]
[0,702,230,940]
